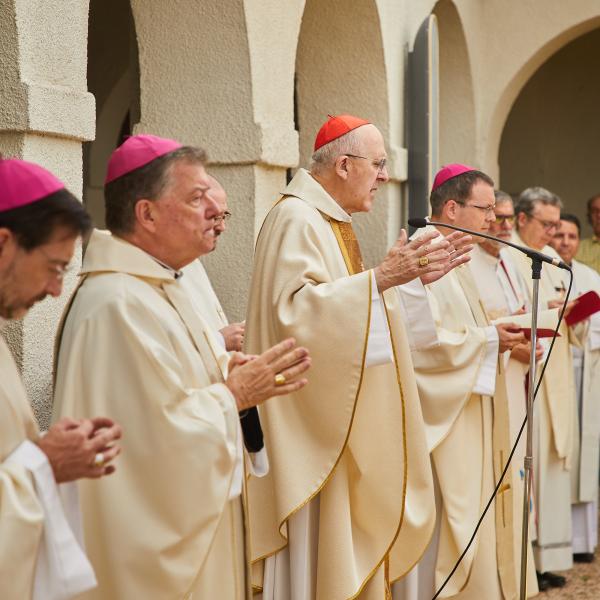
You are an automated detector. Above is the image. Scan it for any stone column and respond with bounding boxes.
[0,0,95,427]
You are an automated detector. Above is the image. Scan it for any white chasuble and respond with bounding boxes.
[569,259,600,554]
[506,234,576,572]
[0,331,95,599]
[396,235,521,600]
[52,230,249,599]
[246,169,435,600]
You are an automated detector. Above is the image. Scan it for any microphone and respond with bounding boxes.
[408,217,572,272]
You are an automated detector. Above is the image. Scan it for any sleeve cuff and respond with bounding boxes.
[395,278,438,349]
[473,325,499,396]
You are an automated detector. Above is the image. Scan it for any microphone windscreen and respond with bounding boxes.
[408,217,429,228]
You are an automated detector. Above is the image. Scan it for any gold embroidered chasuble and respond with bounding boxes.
[245,169,435,599]
[52,230,250,599]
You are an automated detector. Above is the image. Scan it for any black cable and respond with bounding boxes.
[431,269,574,600]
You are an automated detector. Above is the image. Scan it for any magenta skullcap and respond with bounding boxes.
[432,163,477,192]
[0,158,65,213]
[105,134,183,184]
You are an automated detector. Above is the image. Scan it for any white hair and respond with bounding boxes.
[309,129,363,175]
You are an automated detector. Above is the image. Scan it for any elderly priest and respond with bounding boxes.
[53,134,311,599]
[246,115,472,600]
[0,157,122,599]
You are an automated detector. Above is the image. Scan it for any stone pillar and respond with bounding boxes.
[0,0,95,428]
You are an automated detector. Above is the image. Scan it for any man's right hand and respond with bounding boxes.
[374,229,452,292]
[496,322,526,354]
[510,341,544,364]
[37,417,122,483]
[225,338,311,411]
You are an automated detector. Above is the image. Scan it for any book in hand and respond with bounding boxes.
[565,290,600,327]
[506,327,560,340]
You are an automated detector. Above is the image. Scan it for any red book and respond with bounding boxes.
[565,290,600,327]
[520,328,560,340]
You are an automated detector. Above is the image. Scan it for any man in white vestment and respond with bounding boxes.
[184,176,245,351]
[0,157,122,599]
[396,165,530,600]
[511,187,578,590]
[550,213,600,563]
[468,190,543,594]
[246,115,473,600]
[52,134,311,599]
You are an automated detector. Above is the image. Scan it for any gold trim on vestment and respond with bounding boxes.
[251,219,373,597]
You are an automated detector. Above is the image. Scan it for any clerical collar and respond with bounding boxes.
[143,251,183,279]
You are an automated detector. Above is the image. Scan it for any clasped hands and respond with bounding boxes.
[37,417,122,483]
[374,229,474,293]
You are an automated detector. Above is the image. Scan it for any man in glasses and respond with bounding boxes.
[53,134,311,599]
[0,157,122,598]
[510,187,577,589]
[395,166,527,600]
[576,194,600,274]
[246,115,473,599]
[184,175,244,352]
[550,214,600,566]
[468,189,546,592]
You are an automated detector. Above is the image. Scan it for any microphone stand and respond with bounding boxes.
[408,218,560,600]
[519,256,541,600]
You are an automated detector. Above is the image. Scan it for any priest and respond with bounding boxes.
[0,156,122,599]
[52,134,311,599]
[550,213,600,563]
[467,189,543,594]
[184,175,245,351]
[246,115,473,599]
[510,187,577,590]
[396,165,527,600]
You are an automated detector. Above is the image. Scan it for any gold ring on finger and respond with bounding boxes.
[93,452,105,467]
[419,256,429,267]
[274,373,286,386]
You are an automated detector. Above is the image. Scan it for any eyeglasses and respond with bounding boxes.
[37,247,74,280]
[344,154,387,175]
[213,211,232,225]
[494,214,515,225]
[459,202,496,216]
[529,215,560,231]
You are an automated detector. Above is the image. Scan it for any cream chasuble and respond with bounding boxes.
[0,329,96,599]
[183,259,228,344]
[396,229,521,600]
[569,259,600,554]
[506,233,576,572]
[52,230,250,599]
[246,169,435,600]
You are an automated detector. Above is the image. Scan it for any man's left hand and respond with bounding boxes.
[420,231,474,285]
[221,321,245,352]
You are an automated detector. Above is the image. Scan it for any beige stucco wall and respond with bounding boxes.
[499,27,600,238]
[2,0,600,425]
[0,0,94,427]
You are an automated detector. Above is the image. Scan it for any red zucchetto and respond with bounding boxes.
[105,134,183,184]
[0,158,65,212]
[313,114,371,151]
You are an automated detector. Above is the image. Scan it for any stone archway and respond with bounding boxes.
[499,27,600,237]
[84,0,139,228]
[432,0,476,167]
[295,0,392,266]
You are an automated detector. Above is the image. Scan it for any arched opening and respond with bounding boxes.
[432,0,476,166]
[84,0,140,228]
[499,27,600,237]
[295,0,391,266]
